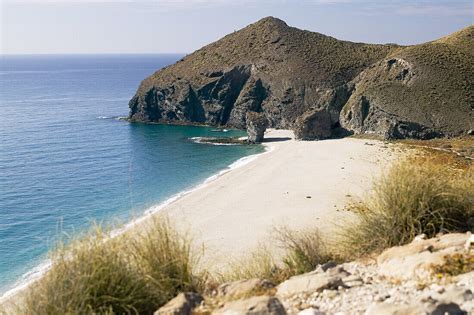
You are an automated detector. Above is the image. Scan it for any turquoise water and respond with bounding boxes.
[0,55,263,295]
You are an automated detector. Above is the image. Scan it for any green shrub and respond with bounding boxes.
[340,158,474,258]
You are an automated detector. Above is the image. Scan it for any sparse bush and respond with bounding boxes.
[14,154,473,314]
[220,227,337,284]
[340,158,474,258]
[18,218,203,315]
[276,227,338,276]
[128,218,205,303]
[218,245,285,285]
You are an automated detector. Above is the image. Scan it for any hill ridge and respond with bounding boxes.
[129,17,473,139]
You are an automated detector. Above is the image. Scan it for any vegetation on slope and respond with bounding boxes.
[224,150,473,279]
[16,219,204,315]
[130,17,400,130]
[140,17,396,90]
[342,25,473,136]
[8,147,473,314]
[131,17,473,138]
[340,155,473,258]
[220,227,339,285]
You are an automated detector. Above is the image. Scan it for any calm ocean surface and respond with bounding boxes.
[0,55,263,295]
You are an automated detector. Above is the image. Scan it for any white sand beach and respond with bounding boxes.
[160,129,400,271]
[1,129,402,307]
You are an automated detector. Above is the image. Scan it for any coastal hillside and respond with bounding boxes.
[340,25,474,139]
[128,17,396,133]
[129,17,473,139]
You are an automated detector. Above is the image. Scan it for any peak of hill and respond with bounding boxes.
[129,18,473,139]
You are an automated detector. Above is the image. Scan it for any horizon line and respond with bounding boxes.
[0,52,188,56]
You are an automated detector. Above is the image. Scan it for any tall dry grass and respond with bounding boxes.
[17,218,204,315]
[340,158,473,258]
[220,227,338,284]
[10,154,473,314]
[218,245,285,284]
[275,227,338,276]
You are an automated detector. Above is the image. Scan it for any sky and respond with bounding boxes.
[0,0,473,54]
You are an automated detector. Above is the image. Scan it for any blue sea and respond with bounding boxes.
[0,55,263,296]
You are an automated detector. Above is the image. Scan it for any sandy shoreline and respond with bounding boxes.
[160,129,399,272]
[1,129,400,306]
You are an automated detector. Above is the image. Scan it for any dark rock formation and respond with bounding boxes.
[293,109,333,140]
[129,17,474,140]
[246,111,268,143]
[340,95,442,140]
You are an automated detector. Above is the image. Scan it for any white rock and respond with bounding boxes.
[155,292,203,315]
[414,234,427,241]
[465,232,473,251]
[297,308,325,315]
[217,278,275,300]
[455,271,474,291]
[214,295,286,315]
[377,233,469,281]
[365,302,425,315]
[277,273,344,297]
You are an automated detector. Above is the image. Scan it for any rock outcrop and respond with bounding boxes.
[338,47,474,139]
[293,109,333,140]
[214,295,286,315]
[279,232,473,314]
[276,266,348,297]
[155,292,203,315]
[246,112,269,143]
[129,18,473,140]
[376,233,471,282]
[160,233,473,314]
[217,278,276,300]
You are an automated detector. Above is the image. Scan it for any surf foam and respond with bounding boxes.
[0,144,271,304]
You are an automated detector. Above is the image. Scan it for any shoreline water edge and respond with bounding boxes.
[1,129,400,307]
[0,139,272,305]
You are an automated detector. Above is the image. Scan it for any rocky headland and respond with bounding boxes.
[157,233,474,315]
[129,17,473,140]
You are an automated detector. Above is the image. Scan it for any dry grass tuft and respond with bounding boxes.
[10,148,473,314]
[217,245,285,285]
[17,218,204,315]
[340,158,473,258]
[275,227,339,276]
[220,227,338,285]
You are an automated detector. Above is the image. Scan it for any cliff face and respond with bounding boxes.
[129,17,474,139]
[340,26,474,139]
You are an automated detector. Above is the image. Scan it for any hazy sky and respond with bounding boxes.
[1,0,473,54]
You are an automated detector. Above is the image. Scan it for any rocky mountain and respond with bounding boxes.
[340,26,474,139]
[129,17,473,139]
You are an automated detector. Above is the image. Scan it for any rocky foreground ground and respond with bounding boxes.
[156,233,473,315]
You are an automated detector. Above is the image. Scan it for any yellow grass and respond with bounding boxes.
[15,218,204,315]
[340,157,473,258]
